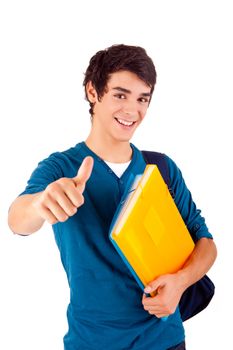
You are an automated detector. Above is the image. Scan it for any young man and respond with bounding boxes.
[8,44,217,350]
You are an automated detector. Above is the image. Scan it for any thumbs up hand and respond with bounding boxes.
[32,156,94,225]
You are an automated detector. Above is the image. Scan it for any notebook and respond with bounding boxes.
[109,164,195,296]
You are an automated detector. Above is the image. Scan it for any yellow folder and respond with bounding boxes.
[109,165,195,294]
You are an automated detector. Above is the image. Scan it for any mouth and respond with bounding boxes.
[114,117,136,127]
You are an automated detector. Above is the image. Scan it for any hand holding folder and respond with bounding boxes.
[109,165,195,318]
[143,273,185,320]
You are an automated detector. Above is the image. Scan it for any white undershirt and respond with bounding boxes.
[104,160,131,178]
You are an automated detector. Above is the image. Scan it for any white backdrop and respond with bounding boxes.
[0,1,232,349]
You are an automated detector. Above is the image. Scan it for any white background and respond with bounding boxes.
[0,1,232,349]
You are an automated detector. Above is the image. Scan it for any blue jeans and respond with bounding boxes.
[167,341,186,350]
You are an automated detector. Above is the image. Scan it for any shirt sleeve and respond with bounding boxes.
[19,152,65,196]
[165,155,213,242]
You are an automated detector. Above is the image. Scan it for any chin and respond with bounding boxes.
[117,136,133,143]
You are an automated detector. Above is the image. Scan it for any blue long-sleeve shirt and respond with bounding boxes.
[20,141,213,350]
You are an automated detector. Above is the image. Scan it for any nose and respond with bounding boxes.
[122,100,138,116]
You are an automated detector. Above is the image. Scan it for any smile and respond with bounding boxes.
[115,118,136,127]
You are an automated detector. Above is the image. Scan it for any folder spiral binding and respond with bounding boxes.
[109,165,195,297]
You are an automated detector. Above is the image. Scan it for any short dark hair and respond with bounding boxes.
[83,44,157,116]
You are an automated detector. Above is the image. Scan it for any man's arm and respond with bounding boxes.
[142,238,217,318]
[8,193,45,235]
[175,237,217,288]
[8,156,94,235]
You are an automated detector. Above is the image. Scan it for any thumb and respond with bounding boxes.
[73,156,94,190]
[144,276,165,294]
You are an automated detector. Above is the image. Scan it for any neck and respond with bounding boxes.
[85,133,133,163]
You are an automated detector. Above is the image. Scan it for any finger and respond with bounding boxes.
[142,300,169,316]
[73,156,94,189]
[64,185,85,208]
[143,302,161,312]
[43,196,69,222]
[144,276,165,294]
[144,283,159,294]
[147,308,164,315]
[142,294,159,306]
[53,189,82,215]
[143,303,165,316]
[37,205,58,225]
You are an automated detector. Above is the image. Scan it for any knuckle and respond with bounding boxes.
[66,208,76,217]
[157,315,164,319]
[79,195,84,206]
[163,304,172,314]
[58,177,69,186]
[59,214,69,223]
[70,207,78,216]
[47,182,59,194]
[75,194,84,208]
[168,307,174,315]
[48,217,57,225]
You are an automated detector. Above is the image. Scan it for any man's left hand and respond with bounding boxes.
[142,274,185,319]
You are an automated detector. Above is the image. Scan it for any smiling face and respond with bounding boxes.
[86,70,152,145]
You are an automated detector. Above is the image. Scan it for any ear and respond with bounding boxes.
[86,81,98,103]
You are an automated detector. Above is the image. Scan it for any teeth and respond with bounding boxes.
[116,118,134,126]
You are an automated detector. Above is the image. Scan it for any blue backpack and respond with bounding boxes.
[142,150,215,322]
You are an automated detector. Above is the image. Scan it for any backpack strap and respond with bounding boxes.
[141,150,170,187]
[141,150,176,198]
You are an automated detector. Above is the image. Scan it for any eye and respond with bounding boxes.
[138,97,149,103]
[114,93,126,100]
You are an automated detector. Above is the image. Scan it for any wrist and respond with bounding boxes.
[175,269,192,292]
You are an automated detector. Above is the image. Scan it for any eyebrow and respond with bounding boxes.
[112,86,151,97]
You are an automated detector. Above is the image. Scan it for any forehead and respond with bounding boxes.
[107,70,151,93]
